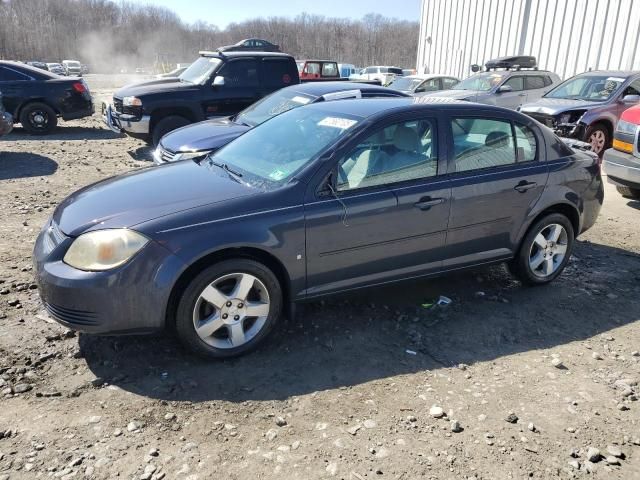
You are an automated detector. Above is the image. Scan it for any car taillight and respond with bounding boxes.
[72,82,86,93]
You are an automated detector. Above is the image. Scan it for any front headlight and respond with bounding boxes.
[63,229,149,271]
[616,119,638,135]
[123,96,142,107]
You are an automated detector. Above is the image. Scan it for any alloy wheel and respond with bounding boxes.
[528,223,568,278]
[588,130,606,154]
[192,272,270,349]
[28,110,48,130]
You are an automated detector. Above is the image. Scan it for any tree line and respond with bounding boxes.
[0,0,419,72]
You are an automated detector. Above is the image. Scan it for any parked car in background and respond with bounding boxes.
[155,66,189,79]
[0,91,13,136]
[338,63,359,78]
[154,81,409,164]
[297,60,340,80]
[46,63,66,75]
[519,71,640,156]
[26,61,49,71]
[388,74,459,95]
[603,104,640,199]
[35,98,602,358]
[402,69,416,76]
[425,57,560,110]
[62,60,82,76]
[218,38,280,52]
[350,66,404,85]
[103,51,301,145]
[0,61,92,134]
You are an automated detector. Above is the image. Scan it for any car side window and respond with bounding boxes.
[514,123,537,162]
[337,119,437,191]
[543,76,554,87]
[305,62,321,75]
[503,76,524,91]
[322,63,338,77]
[262,59,295,87]
[0,67,29,81]
[525,76,545,90]
[442,77,459,89]
[451,118,517,172]
[623,79,640,96]
[417,78,440,92]
[218,59,259,87]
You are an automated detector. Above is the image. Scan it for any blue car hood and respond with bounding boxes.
[54,161,256,237]
[160,117,250,153]
[519,97,602,116]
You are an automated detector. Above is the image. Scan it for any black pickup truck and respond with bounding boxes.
[0,61,93,134]
[104,51,312,145]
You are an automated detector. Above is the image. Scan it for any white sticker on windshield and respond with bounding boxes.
[269,169,288,181]
[318,117,358,129]
[606,77,625,83]
[291,96,311,104]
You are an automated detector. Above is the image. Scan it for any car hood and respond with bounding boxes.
[115,78,198,98]
[160,117,250,153]
[54,161,256,237]
[421,89,483,100]
[519,97,602,115]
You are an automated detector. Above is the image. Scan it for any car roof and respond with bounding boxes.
[199,50,293,59]
[403,74,457,79]
[0,61,54,77]
[573,70,638,78]
[284,81,409,97]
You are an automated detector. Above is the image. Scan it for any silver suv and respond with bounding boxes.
[423,57,561,110]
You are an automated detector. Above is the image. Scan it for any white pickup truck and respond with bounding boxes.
[349,66,403,86]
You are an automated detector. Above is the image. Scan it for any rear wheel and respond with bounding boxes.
[616,185,640,199]
[175,259,283,358]
[151,115,190,146]
[584,123,610,157]
[19,102,57,134]
[510,213,575,286]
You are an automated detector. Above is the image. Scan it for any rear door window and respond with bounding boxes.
[450,118,517,172]
[0,67,30,81]
[525,76,546,90]
[262,58,296,87]
[442,77,459,89]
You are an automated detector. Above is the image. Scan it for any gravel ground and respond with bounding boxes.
[0,75,639,479]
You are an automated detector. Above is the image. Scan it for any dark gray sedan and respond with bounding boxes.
[34,98,603,358]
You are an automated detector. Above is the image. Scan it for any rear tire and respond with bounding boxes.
[151,115,190,147]
[584,123,610,157]
[509,213,575,286]
[19,102,57,135]
[175,259,283,359]
[616,185,640,199]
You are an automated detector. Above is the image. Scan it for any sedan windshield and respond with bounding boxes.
[180,57,222,84]
[388,77,425,91]
[235,89,316,127]
[453,72,506,91]
[210,107,361,185]
[545,75,626,101]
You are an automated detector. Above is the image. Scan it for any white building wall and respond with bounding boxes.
[417,0,640,80]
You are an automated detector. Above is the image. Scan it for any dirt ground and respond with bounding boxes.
[0,75,639,480]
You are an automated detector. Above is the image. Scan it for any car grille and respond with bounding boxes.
[527,113,556,129]
[42,220,67,253]
[112,96,141,117]
[113,97,123,113]
[45,302,99,326]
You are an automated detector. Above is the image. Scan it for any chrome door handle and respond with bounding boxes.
[514,181,537,193]
[414,197,445,210]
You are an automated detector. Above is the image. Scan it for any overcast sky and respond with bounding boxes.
[129,0,422,27]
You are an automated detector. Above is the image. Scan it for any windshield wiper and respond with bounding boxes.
[211,160,244,183]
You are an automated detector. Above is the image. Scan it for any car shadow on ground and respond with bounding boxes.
[128,145,154,161]
[5,125,121,141]
[0,151,58,179]
[627,199,640,211]
[81,239,640,403]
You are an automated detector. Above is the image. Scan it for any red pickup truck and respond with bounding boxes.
[603,104,640,199]
[297,60,340,80]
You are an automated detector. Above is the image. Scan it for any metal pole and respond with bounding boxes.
[517,0,533,55]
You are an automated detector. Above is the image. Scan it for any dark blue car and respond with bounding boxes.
[34,98,603,358]
[154,81,409,164]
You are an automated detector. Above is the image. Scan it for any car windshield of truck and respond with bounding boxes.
[389,68,403,76]
[65,61,80,67]
[235,89,316,127]
[180,57,222,84]
[545,75,626,101]
[453,72,506,91]
[210,107,361,186]
[389,77,424,91]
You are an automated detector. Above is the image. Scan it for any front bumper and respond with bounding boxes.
[33,220,187,334]
[603,148,640,189]
[102,102,150,136]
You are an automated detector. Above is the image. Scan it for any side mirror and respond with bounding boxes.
[212,76,225,87]
[497,85,513,93]
[622,94,640,104]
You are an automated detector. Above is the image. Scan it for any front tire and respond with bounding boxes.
[19,102,57,134]
[584,123,610,157]
[151,115,190,147]
[616,185,640,199]
[175,259,283,358]
[510,213,575,286]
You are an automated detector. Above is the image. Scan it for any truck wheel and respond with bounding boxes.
[584,123,610,157]
[19,102,57,135]
[616,186,640,199]
[152,116,190,146]
[175,259,283,358]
